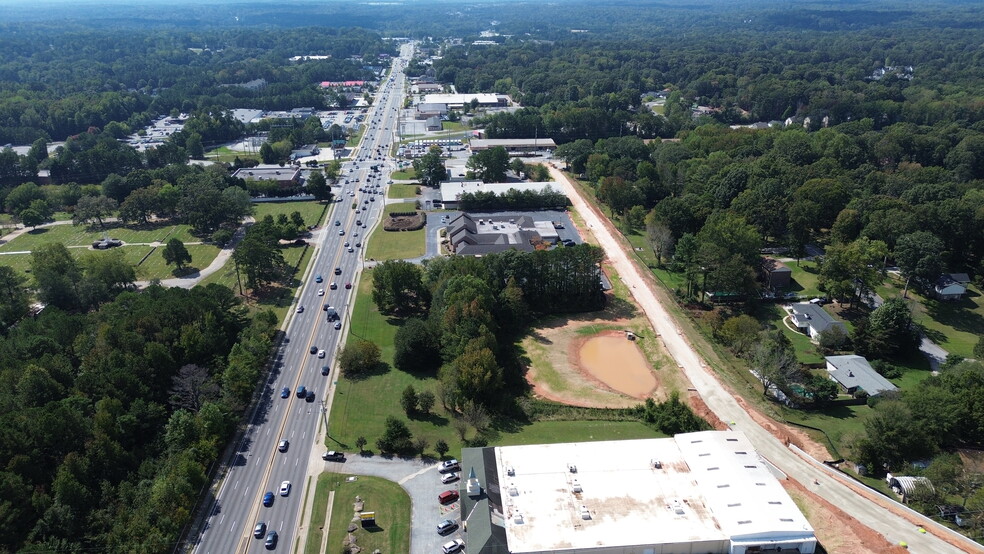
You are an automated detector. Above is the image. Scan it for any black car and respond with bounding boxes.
[254,522,266,538]
[321,365,330,376]
[305,390,316,402]
[280,387,290,399]
[296,385,306,398]
[334,267,342,275]
[265,531,278,549]
[309,346,318,354]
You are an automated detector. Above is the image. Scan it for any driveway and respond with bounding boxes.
[322,454,463,554]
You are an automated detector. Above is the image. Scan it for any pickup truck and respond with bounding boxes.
[322,451,344,461]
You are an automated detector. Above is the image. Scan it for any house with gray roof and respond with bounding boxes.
[789,303,846,340]
[825,355,898,397]
[934,275,967,301]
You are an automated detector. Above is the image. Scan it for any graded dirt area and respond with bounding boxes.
[522,283,684,408]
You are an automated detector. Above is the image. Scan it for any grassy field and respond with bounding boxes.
[364,228,425,261]
[310,472,410,554]
[390,168,417,180]
[387,184,418,199]
[784,260,822,298]
[136,243,221,281]
[442,121,467,131]
[205,146,260,164]
[347,125,365,147]
[254,200,330,228]
[0,221,197,252]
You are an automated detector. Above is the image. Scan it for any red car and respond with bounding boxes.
[438,490,459,504]
[345,283,352,289]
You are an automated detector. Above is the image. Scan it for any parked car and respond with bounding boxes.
[442,538,465,553]
[439,459,460,473]
[436,519,458,535]
[323,450,344,461]
[441,472,459,484]
[438,490,459,504]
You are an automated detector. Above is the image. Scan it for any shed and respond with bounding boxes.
[886,474,934,503]
[761,257,792,290]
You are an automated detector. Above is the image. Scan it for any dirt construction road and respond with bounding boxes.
[546,164,979,554]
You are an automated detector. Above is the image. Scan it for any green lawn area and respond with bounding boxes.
[783,260,822,298]
[347,125,365,147]
[442,121,467,131]
[387,184,418,199]
[493,420,663,446]
[253,200,330,228]
[778,403,872,459]
[309,472,410,554]
[0,221,199,253]
[390,168,417,180]
[384,201,417,214]
[364,228,425,261]
[135,243,221,281]
[754,303,827,365]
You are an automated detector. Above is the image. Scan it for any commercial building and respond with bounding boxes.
[422,93,508,109]
[231,167,301,188]
[460,431,817,554]
[469,138,558,154]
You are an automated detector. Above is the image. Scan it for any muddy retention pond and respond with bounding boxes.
[577,333,656,398]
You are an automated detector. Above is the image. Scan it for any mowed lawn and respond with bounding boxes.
[364,204,425,261]
[136,243,221,280]
[386,184,418,199]
[0,221,197,253]
[308,472,410,554]
[253,200,329,228]
[390,168,417,180]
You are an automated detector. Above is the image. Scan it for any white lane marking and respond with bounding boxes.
[229,520,236,532]
[234,479,239,490]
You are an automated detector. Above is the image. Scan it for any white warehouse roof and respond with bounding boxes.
[489,431,816,554]
[439,181,560,204]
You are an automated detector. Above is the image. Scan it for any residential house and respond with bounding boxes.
[761,258,792,290]
[934,275,967,301]
[789,303,846,340]
[824,355,898,397]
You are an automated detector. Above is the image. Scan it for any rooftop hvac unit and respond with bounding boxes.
[572,479,582,493]
[568,464,577,473]
[508,483,518,496]
[652,459,662,469]
[513,512,524,524]
[506,467,515,476]
[580,506,591,520]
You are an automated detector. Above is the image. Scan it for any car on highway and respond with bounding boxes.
[347,247,354,252]
[278,439,289,452]
[441,472,459,484]
[296,385,306,398]
[334,321,342,330]
[323,450,344,461]
[334,220,341,226]
[254,522,266,538]
[334,267,342,275]
[279,481,291,496]
[345,282,352,289]
[329,282,337,290]
[318,349,326,358]
[321,365,330,376]
[344,241,349,247]
[309,345,318,354]
[305,390,315,402]
[441,538,465,553]
[262,491,274,507]
[317,288,324,296]
[295,305,304,313]
[439,459,460,473]
[265,531,278,549]
[315,274,323,283]
[280,387,290,398]
[355,242,362,248]
[339,229,345,235]
[437,519,458,535]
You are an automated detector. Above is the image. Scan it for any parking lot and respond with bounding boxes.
[325,454,465,553]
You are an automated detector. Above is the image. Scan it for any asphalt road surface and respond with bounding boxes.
[191,43,414,554]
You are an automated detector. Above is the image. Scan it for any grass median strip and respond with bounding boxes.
[307,472,410,554]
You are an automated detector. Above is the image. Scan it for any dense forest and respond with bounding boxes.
[0,27,391,144]
[0,285,279,552]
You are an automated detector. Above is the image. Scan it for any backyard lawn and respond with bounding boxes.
[783,260,822,298]
[308,473,410,554]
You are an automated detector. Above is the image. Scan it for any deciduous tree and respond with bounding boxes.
[162,238,192,271]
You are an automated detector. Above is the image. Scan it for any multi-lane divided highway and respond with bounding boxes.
[193,42,414,554]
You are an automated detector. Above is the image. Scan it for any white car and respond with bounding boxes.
[318,350,326,358]
[439,459,460,473]
[441,472,459,484]
[317,289,324,296]
[279,481,291,496]
[442,538,465,553]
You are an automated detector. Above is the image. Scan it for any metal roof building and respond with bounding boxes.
[469,138,558,153]
[825,355,898,397]
[461,431,816,554]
